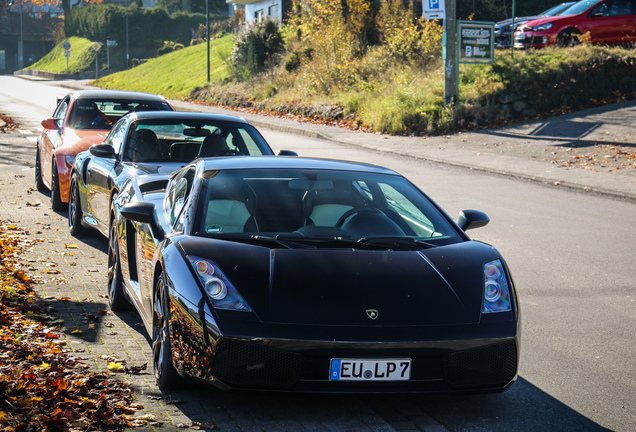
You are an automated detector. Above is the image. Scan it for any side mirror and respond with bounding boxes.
[41,118,58,130]
[89,143,115,158]
[277,149,298,156]
[121,201,165,241]
[457,210,490,231]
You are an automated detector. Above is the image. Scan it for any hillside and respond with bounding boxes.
[95,36,234,99]
[27,37,101,75]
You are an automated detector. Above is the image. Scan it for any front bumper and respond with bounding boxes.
[168,296,520,394]
[208,335,519,394]
[514,32,550,48]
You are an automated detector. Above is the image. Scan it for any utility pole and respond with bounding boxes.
[206,0,210,82]
[444,0,457,106]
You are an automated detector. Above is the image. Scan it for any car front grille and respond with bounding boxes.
[210,338,303,389]
[444,340,518,389]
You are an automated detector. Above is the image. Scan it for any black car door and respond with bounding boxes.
[86,119,129,233]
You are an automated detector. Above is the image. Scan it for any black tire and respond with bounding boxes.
[557,29,581,47]
[153,271,180,389]
[35,149,46,192]
[107,217,130,311]
[68,173,86,236]
[50,159,65,211]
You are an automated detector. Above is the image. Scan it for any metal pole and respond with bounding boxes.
[444,0,458,106]
[511,0,516,58]
[19,5,23,69]
[206,0,210,82]
[126,0,129,68]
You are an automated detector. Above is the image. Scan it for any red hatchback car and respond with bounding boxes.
[35,90,174,210]
[514,0,636,48]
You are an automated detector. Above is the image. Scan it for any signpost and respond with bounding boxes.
[63,41,71,74]
[423,0,446,20]
[458,21,495,64]
[422,1,494,106]
[91,42,102,79]
[106,40,117,70]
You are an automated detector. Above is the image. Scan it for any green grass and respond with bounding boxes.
[94,35,234,99]
[27,37,98,75]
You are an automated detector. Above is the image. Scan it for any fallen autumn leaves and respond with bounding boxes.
[0,222,150,431]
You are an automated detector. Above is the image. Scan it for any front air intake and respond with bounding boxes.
[210,339,303,389]
[444,340,518,389]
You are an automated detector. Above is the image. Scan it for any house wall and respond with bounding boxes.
[228,0,291,24]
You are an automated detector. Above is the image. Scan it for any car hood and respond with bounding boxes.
[182,239,501,327]
[496,16,539,28]
[126,161,189,174]
[56,129,108,156]
[520,14,575,29]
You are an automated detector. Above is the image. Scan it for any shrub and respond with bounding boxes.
[231,17,285,80]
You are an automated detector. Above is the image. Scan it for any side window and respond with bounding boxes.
[604,0,631,15]
[165,167,196,227]
[235,129,259,155]
[105,120,128,155]
[53,97,70,127]
[378,183,437,237]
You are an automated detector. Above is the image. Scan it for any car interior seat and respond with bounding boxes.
[198,133,229,158]
[124,129,161,162]
[204,180,258,233]
[302,186,359,227]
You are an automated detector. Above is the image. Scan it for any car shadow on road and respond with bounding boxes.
[401,376,612,432]
[128,376,613,432]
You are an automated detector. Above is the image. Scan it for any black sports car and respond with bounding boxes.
[69,111,293,238]
[111,156,520,393]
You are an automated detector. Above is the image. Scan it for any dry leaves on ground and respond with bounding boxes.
[0,222,150,431]
[0,114,19,132]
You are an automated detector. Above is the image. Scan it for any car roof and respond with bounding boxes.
[199,156,401,175]
[71,90,169,102]
[129,111,252,124]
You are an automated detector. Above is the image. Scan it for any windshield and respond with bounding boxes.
[195,168,462,245]
[122,119,273,163]
[68,98,171,130]
[539,2,575,16]
[559,0,599,15]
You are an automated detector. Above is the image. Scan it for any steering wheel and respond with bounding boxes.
[335,207,384,228]
[216,149,244,156]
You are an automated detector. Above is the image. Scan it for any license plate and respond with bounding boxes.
[330,358,411,381]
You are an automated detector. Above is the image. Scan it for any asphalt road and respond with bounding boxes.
[0,76,634,432]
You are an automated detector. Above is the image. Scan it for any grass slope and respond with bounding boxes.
[27,37,98,75]
[94,36,234,100]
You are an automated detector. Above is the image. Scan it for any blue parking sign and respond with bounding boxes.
[423,0,445,19]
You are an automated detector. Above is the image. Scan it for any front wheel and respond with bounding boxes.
[556,29,581,47]
[35,149,46,192]
[107,217,130,311]
[153,272,180,389]
[68,174,86,236]
[51,159,65,211]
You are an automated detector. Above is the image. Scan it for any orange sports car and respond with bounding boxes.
[35,90,174,210]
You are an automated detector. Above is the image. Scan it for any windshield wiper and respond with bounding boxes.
[357,237,437,250]
[197,232,317,249]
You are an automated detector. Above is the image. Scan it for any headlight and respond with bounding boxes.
[188,256,252,311]
[482,259,512,313]
[533,22,553,31]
